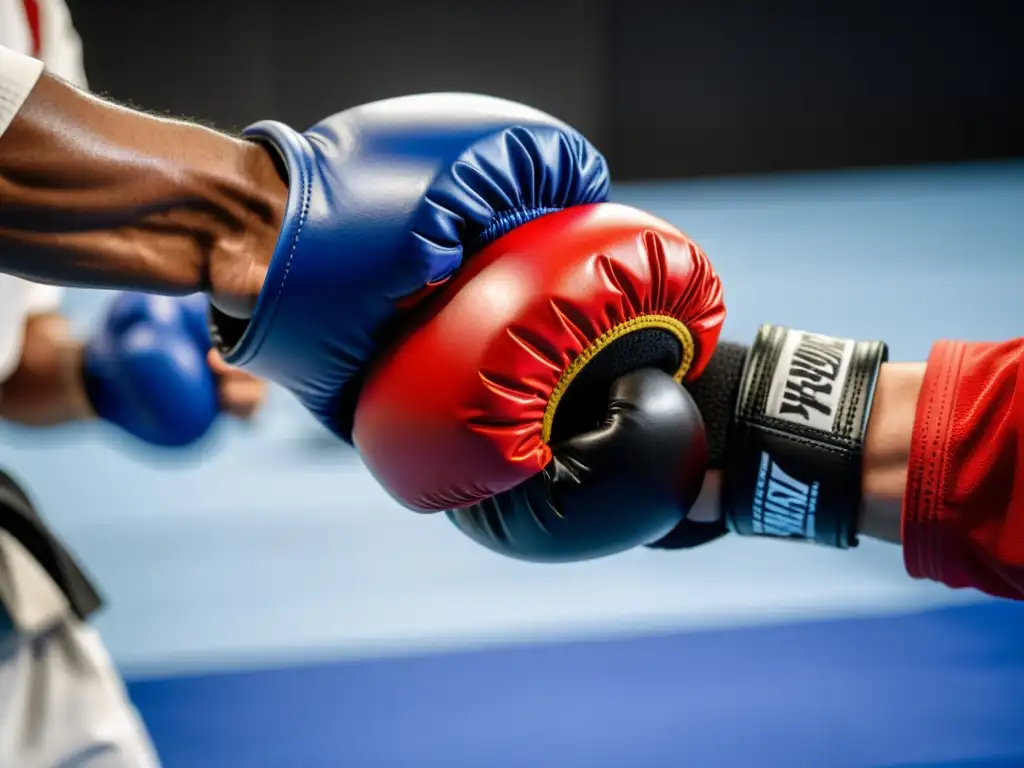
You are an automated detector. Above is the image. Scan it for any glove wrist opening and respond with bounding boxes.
[546,320,689,445]
[209,303,249,358]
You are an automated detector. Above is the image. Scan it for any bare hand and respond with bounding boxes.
[207,348,267,421]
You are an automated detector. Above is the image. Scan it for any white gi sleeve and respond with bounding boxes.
[0,45,43,140]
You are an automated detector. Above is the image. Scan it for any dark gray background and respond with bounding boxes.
[68,0,1024,178]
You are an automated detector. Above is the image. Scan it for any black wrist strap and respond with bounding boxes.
[722,325,887,549]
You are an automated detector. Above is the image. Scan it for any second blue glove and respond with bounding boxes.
[83,292,218,447]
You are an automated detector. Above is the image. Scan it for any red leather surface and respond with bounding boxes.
[354,203,725,512]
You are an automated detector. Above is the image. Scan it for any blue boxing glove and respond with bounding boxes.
[84,292,219,447]
[209,93,610,440]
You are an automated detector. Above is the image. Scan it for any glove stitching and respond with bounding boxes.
[740,325,783,423]
[836,342,870,441]
[747,416,863,452]
[478,206,561,248]
[250,146,314,360]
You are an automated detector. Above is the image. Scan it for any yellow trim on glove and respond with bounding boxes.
[541,314,696,444]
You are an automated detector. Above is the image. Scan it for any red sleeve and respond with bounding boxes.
[902,338,1024,600]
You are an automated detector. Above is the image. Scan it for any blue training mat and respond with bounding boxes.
[128,601,1024,768]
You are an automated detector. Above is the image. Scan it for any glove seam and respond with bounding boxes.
[219,129,314,365]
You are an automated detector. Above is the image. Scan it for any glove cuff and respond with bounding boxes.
[651,327,887,551]
[722,324,887,549]
[212,120,311,369]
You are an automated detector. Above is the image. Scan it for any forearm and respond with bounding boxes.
[0,62,284,309]
[0,313,93,427]
[858,362,923,544]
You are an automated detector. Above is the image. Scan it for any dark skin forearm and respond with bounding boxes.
[686,362,924,545]
[0,72,286,316]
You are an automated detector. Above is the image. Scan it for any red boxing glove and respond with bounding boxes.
[355,203,724,552]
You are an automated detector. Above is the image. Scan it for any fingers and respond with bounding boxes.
[219,374,266,420]
[208,348,267,420]
[207,348,237,378]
